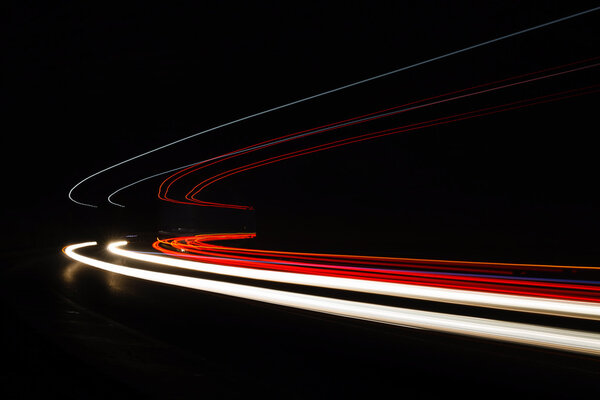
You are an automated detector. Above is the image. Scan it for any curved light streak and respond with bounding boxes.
[108,57,600,207]
[109,241,600,320]
[63,241,600,356]
[179,85,600,209]
[113,53,599,209]
[69,6,600,207]
[152,234,600,303]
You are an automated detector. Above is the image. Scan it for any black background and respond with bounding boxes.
[3,3,600,397]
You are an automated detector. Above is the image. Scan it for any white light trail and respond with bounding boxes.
[109,241,600,320]
[68,6,600,207]
[63,241,600,355]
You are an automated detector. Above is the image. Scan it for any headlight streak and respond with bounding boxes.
[107,240,600,320]
[152,240,600,302]
[63,241,600,356]
[68,6,600,208]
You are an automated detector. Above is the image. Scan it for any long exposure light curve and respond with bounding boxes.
[68,5,600,207]
[63,241,600,356]
[109,241,600,320]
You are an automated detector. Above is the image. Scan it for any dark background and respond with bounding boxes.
[2,2,600,398]
[5,1,600,265]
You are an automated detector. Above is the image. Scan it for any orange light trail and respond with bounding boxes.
[63,241,600,356]
[151,234,600,304]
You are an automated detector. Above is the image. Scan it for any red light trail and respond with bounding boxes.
[68,5,600,208]
[152,233,600,304]
[64,241,600,355]
[157,58,599,209]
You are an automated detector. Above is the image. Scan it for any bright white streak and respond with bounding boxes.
[64,241,600,355]
[108,241,600,320]
[68,6,600,207]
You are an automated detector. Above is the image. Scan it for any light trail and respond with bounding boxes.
[69,6,600,207]
[62,6,600,360]
[163,60,600,204]
[63,241,600,356]
[173,84,600,209]
[110,57,600,208]
[152,234,600,303]
[109,240,600,320]
[156,233,597,270]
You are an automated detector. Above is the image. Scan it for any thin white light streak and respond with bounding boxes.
[63,241,600,355]
[107,161,201,207]
[109,241,600,320]
[69,6,600,207]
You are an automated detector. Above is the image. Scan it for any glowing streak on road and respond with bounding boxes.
[68,6,600,207]
[152,235,600,303]
[157,233,599,271]
[63,241,600,356]
[106,241,600,320]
